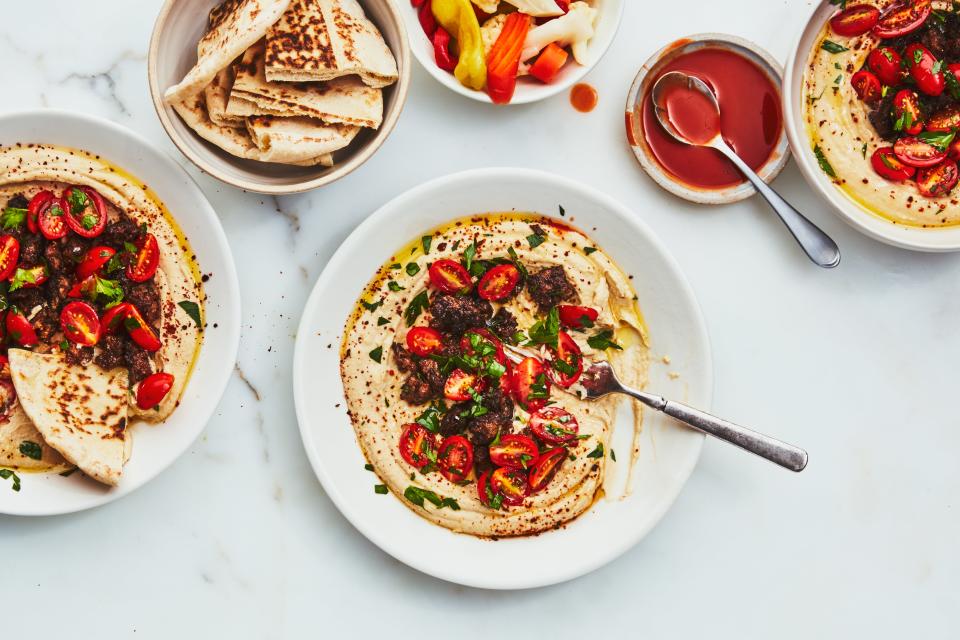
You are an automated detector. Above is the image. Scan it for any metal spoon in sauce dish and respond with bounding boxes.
[650,71,841,269]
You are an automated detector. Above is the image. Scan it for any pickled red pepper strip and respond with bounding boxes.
[486,12,533,104]
[432,0,487,90]
[433,28,458,72]
[418,0,437,37]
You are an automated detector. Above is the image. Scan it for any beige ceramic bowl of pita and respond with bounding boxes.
[148,0,410,195]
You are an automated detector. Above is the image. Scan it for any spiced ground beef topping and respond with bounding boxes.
[527,266,576,309]
[488,307,518,340]
[428,293,493,334]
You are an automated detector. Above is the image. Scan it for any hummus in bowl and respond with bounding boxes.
[340,215,648,537]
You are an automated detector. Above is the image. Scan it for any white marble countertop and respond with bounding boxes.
[2,0,958,637]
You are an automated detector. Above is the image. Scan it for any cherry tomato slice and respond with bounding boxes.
[490,467,529,506]
[529,406,581,444]
[443,368,485,401]
[0,235,20,281]
[488,434,539,469]
[830,4,880,36]
[871,147,916,181]
[511,356,550,412]
[529,447,566,493]
[873,0,931,38]
[398,423,437,469]
[76,246,116,280]
[100,302,133,335]
[851,70,882,103]
[126,233,159,282]
[892,89,924,135]
[38,197,68,240]
[6,309,38,347]
[547,331,583,388]
[867,47,904,86]
[476,264,520,301]
[926,106,960,133]
[894,136,947,168]
[136,372,175,410]
[437,435,474,483]
[904,43,944,97]
[26,191,56,235]
[123,304,162,352]
[62,186,108,238]
[558,305,598,329]
[428,259,473,295]
[460,327,507,365]
[406,326,444,356]
[948,138,960,162]
[476,470,503,509]
[60,301,101,347]
[916,161,959,198]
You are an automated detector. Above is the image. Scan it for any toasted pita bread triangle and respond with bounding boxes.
[205,67,245,128]
[8,350,129,486]
[165,0,293,104]
[264,0,398,88]
[245,115,360,160]
[229,45,383,128]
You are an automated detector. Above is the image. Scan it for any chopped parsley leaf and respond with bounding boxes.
[178,300,202,328]
[0,468,21,492]
[387,280,404,292]
[526,232,546,249]
[404,485,459,510]
[19,440,42,461]
[821,40,849,54]
[421,235,433,255]
[583,246,598,255]
[587,330,623,351]
[361,298,382,312]
[404,291,429,326]
[0,207,27,230]
[813,145,837,179]
[405,263,421,276]
[587,443,605,459]
[374,484,388,494]
[527,307,560,349]
[369,346,383,363]
[364,463,375,472]
[376,316,389,326]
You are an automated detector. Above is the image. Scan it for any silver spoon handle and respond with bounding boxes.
[622,386,809,472]
[714,141,841,269]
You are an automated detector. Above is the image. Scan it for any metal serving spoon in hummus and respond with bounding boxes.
[649,71,841,269]
[502,343,809,472]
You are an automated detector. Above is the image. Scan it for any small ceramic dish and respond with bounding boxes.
[293,168,712,589]
[0,110,241,516]
[148,0,411,195]
[784,1,960,252]
[402,0,624,105]
[625,34,791,205]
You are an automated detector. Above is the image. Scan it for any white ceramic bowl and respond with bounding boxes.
[402,0,624,105]
[625,34,790,205]
[784,1,960,251]
[293,168,712,589]
[0,110,241,516]
[148,0,411,195]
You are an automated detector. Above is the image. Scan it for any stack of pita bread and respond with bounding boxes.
[165,0,398,166]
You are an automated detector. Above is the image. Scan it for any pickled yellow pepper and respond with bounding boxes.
[431,0,486,91]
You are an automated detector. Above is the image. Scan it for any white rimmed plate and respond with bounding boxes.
[293,168,712,589]
[0,110,241,516]
[402,0,624,105]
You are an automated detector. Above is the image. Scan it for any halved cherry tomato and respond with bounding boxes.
[126,233,159,282]
[851,70,882,103]
[476,470,502,509]
[398,423,437,470]
[490,467,529,506]
[136,372,175,410]
[510,356,550,412]
[529,406,580,444]
[12,265,48,289]
[100,302,133,335]
[529,42,569,84]
[0,236,20,281]
[477,264,520,301]
[830,4,880,36]
[893,89,924,135]
[488,434,539,469]
[916,161,959,198]
[867,47,904,86]
[60,301,101,347]
[871,147,916,181]
[6,309,38,347]
[904,43,944,97]
[406,326,444,356]
[926,106,960,133]
[427,259,472,294]
[443,368,485,401]
[38,197,68,240]
[558,305,598,329]
[26,190,56,235]
[76,246,116,280]
[67,275,95,299]
[529,447,566,493]
[437,435,474,483]
[460,328,507,365]
[894,136,947,167]
[547,331,583,388]
[123,305,162,352]
[873,0,931,38]
[948,138,960,162]
[61,186,107,238]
